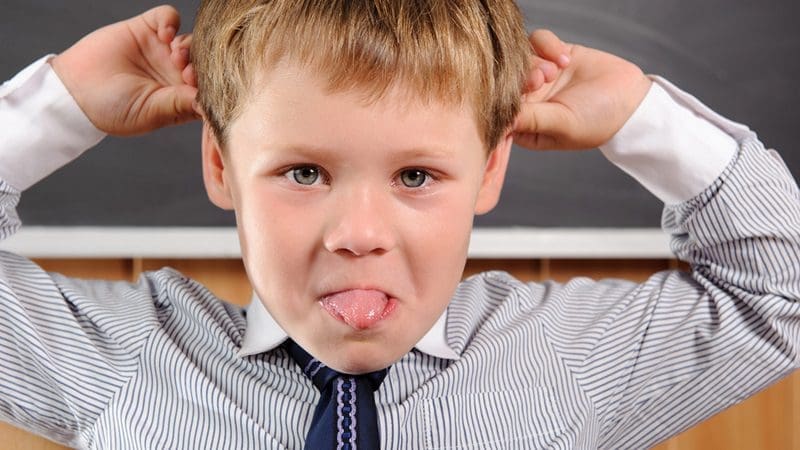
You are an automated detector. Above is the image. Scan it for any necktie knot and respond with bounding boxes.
[301,357,340,392]
[286,340,389,392]
[284,340,389,449]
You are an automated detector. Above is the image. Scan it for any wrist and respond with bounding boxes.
[0,55,105,190]
[49,49,96,129]
[599,77,740,204]
[604,73,652,147]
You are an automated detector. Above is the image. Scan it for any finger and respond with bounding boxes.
[513,132,559,151]
[171,47,191,70]
[534,57,558,83]
[171,34,193,69]
[524,55,559,92]
[525,68,545,92]
[513,101,575,142]
[523,56,560,93]
[140,5,182,44]
[147,85,200,127]
[192,99,204,119]
[171,33,192,52]
[530,29,570,68]
[170,85,199,124]
[182,63,198,88]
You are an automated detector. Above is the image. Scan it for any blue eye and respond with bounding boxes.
[400,169,428,188]
[289,166,321,185]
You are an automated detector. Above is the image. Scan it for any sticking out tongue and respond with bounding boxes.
[320,289,391,330]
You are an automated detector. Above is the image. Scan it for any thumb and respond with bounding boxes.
[144,85,200,130]
[513,101,574,149]
[167,85,201,125]
[513,131,559,150]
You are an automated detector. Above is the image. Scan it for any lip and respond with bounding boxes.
[317,285,398,301]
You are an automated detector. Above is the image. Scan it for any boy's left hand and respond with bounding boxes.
[51,5,198,137]
[513,30,652,150]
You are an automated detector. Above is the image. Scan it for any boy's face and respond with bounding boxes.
[202,63,511,374]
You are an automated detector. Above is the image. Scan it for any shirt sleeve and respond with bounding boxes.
[0,59,156,447]
[541,81,800,447]
[598,76,743,205]
[0,55,105,191]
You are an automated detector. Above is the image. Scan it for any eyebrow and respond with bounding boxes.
[271,144,456,161]
[386,146,454,161]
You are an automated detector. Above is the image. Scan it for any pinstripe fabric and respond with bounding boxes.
[0,139,798,449]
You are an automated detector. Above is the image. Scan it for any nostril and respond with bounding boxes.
[322,194,397,255]
[325,238,391,257]
[323,226,395,257]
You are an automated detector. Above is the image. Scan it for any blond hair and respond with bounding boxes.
[192,0,530,150]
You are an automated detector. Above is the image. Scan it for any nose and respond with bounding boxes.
[323,185,397,257]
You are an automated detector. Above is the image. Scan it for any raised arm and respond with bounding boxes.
[0,6,198,445]
[0,5,197,194]
[513,31,800,447]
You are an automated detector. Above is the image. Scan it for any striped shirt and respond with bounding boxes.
[1,63,800,449]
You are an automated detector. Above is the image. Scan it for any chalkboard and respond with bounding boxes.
[2,0,798,228]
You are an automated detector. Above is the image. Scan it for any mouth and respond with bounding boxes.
[319,288,398,330]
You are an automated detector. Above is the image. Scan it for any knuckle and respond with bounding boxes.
[150,4,180,28]
[156,4,179,17]
[532,28,550,37]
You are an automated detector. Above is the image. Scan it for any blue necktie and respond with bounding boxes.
[285,340,388,450]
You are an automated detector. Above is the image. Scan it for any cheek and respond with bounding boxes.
[402,190,475,292]
[233,184,320,292]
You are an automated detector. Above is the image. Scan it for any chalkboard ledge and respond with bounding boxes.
[0,227,673,259]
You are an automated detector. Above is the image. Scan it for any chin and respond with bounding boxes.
[325,342,406,375]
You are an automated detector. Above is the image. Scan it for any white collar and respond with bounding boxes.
[237,293,460,360]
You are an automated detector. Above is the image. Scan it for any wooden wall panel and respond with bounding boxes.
[652,372,798,450]
[2,258,797,450]
[795,370,800,450]
[138,259,253,307]
[544,258,673,283]
[795,371,800,450]
[462,258,541,282]
[0,425,67,450]
[32,258,133,281]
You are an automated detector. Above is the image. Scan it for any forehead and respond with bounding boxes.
[228,62,486,157]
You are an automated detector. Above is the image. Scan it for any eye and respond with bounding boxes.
[399,169,429,188]
[286,166,323,185]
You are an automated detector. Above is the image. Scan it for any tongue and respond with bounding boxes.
[321,289,389,330]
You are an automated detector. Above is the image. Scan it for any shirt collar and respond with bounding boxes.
[237,293,460,360]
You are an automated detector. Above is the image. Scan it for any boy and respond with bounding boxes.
[1,2,798,449]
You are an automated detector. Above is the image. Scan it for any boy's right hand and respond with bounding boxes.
[50,5,198,137]
[513,30,652,151]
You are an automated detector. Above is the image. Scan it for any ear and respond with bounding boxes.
[474,131,513,215]
[201,121,235,210]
